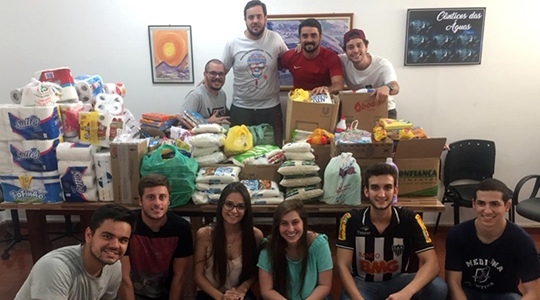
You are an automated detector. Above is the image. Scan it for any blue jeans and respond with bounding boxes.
[339,273,447,300]
[462,287,521,300]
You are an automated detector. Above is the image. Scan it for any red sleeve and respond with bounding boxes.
[327,51,344,77]
[280,49,293,69]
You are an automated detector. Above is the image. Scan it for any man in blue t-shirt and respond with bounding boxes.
[118,174,194,300]
[445,178,540,300]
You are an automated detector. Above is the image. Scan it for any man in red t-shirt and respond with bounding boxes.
[280,18,344,95]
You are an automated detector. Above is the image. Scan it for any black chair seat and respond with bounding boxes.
[448,184,477,207]
[516,198,540,222]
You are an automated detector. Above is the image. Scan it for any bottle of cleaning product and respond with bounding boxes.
[334,116,347,143]
[386,157,399,204]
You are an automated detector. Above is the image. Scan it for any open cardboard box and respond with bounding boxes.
[339,91,388,131]
[394,138,447,197]
[285,95,340,141]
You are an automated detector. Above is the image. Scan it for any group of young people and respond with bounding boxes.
[180,0,400,146]
[14,161,540,300]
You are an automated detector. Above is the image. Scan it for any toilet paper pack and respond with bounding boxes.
[9,139,60,172]
[60,167,97,202]
[94,151,114,201]
[57,142,99,161]
[34,67,78,102]
[0,174,63,203]
[59,102,84,138]
[74,75,104,103]
[79,112,124,148]
[1,104,63,141]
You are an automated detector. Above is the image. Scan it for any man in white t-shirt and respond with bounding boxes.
[339,29,400,119]
[15,204,137,300]
[222,0,288,145]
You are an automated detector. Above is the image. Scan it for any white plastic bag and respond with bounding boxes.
[322,152,361,205]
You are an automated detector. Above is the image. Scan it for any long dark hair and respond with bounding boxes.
[211,182,258,288]
[267,200,308,297]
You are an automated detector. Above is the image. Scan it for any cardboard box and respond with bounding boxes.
[110,140,148,205]
[312,143,332,176]
[394,138,447,197]
[285,95,340,141]
[339,92,388,131]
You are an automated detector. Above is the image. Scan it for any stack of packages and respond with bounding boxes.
[188,124,227,165]
[56,142,100,202]
[140,113,177,132]
[241,179,283,205]
[278,142,324,202]
[192,166,241,205]
[177,109,207,129]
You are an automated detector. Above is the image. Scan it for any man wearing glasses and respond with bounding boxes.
[180,59,230,125]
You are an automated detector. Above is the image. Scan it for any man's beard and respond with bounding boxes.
[248,26,264,37]
[302,42,319,53]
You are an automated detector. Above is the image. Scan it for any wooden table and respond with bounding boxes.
[0,197,444,263]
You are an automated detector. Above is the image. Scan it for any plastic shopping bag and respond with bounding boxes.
[224,125,253,157]
[322,152,361,205]
[140,144,198,207]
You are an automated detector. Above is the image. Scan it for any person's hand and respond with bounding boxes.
[371,85,390,103]
[223,287,245,300]
[385,289,414,300]
[207,111,230,125]
[294,43,301,53]
[310,86,329,95]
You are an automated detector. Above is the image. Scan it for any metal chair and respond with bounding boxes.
[0,186,29,260]
[433,139,495,234]
[510,174,540,223]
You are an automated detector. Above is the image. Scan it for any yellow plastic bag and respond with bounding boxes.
[224,125,253,157]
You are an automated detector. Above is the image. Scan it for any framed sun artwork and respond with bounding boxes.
[148,25,194,83]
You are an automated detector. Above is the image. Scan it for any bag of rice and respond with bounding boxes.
[282,142,311,152]
[284,151,315,161]
[280,174,321,188]
[194,151,227,165]
[278,160,320,176]
[189,133,226,148]
[241,179,280,198]
[191,124,226,134]
[192,190,221,205]
[285,186,324,201]
[195,182,228,194]
[196,166,241,184]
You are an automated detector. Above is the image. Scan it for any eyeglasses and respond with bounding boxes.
[207,71,225,78]
[223,201,246,212]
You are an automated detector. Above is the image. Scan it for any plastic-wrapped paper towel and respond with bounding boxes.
[94,151,114,201]
[0,173,63,203]
[56,142,99,161]
[34,67,78,102]
[0,104,63,141]
[59,102,84,138]
[79,112,124,148]
[74,75,104,103]
[9,139,60,172]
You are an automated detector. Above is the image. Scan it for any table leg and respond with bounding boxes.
[26,210,52,264]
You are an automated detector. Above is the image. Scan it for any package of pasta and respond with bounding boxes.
[196,166,241,184]
[278,160,320,176]
[398,128,415,140]
[373,125,387,142]
[241,179,280,198]
[280,174,321,188]
[412,126,428,139]
[285,186,324,202]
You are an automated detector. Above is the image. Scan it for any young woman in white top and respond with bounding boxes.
[194,182,264,300]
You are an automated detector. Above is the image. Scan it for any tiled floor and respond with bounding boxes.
[1,222,539,300]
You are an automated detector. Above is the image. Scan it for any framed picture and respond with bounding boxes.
[267,13,354,89]
[404,8,486,66]
[148,25,194,83]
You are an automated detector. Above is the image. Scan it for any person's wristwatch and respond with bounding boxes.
[385,83,394,92]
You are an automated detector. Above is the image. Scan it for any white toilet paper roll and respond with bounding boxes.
[10,88,23,104]
[94,93,124,116]
[57,160,95,176]
[56,142,98,161]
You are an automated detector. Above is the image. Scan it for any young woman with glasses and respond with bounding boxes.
[258,200,333,300]
[194,182,263,300]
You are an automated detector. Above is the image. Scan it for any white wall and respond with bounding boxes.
[0,0,539,225]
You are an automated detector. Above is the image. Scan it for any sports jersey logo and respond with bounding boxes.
[392,244,405,256]
[415,214,432,243]
[338,212,351,241]
[359,259,399,274]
